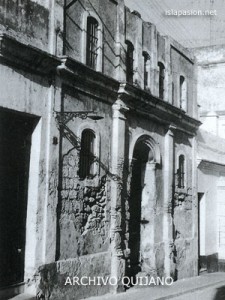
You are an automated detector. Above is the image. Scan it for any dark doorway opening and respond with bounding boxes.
[0,109,38,288]
[198,192,206,274]
[128,141,150,279]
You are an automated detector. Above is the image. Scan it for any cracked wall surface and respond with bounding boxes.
[57,88,112,259]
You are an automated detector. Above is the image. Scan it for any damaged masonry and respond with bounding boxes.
[0,0,225,299]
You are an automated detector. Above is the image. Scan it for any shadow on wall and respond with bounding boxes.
[213,285,225,300]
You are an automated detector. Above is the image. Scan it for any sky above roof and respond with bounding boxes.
[124,0,225,49]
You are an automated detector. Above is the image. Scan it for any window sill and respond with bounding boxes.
[176,187,188,194]
[109,0,118,4]
[79,175,100,187]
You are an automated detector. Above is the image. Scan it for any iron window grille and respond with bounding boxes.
[86,17,99,70]
[177,155,185,189]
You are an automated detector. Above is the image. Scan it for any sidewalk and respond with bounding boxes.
[82,273,225,300]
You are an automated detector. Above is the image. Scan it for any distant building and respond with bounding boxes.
[194,46,225,273]
[0,1,205,299]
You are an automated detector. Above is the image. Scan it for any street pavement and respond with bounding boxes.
[82,273,225,300]
[171,283,225,300]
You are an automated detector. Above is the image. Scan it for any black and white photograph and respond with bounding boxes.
[1,0,225,299]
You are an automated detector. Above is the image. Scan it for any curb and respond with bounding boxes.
[156,279,225,300]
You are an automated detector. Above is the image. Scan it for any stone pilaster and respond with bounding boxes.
[115,1,126,82]
[164,37,172,103]
[150,24,158,95]
[140,161,157,275]
[110,99,129,293]
[163,125,175,277]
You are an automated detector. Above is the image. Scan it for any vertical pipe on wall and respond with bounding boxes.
[192,135,199,275]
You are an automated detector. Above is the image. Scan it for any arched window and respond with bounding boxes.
[158,62,165,99]
[79,129,96,179]
[143,51,150,90]
[177,155,185,188]
[126,41,134,84]
[180,75,187,111]
[86,17,99,70]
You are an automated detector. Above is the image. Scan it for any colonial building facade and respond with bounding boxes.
[0,1,201,299]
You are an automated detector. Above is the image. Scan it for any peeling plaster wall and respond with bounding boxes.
[0,61,60,292]
[65,0,119,77]
[0,64,48,114]
[173,132,196,279]
[157,34,166,64]
[125,8,143,88]
[125,117,166,278]
[39,85,114,299]
[64,0,197,120]
[0,0,49,50]
[0,1,200,298]
[0,0,64,55]
[38,253,111,300]
[58,89,112,259]
[171,47,195,113]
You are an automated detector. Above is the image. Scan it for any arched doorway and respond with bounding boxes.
[128,136,159,279]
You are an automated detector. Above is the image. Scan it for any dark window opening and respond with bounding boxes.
[126,41,134,84]
[177,155,185,188]
[79,129,95,179]
[172,82,175,105]
[86,17,99,70]
[158,62,165,99]
[143,52,150,90]
[180,75,187,111]
[180,76,185,100]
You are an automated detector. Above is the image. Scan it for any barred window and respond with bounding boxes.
[126,41,134,84]
[158,62,165,99]
[177,155,185,188]
[86,17,99,70]
[79,129,95,179]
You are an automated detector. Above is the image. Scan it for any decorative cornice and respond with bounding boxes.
[118,83,201,135]
[197,158,225,170]
[0,33,61,76]
[56,56,120,101]
[0,33,201,135]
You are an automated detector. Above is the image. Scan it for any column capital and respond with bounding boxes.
[112,99,129,119]
[166,124,177,137]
